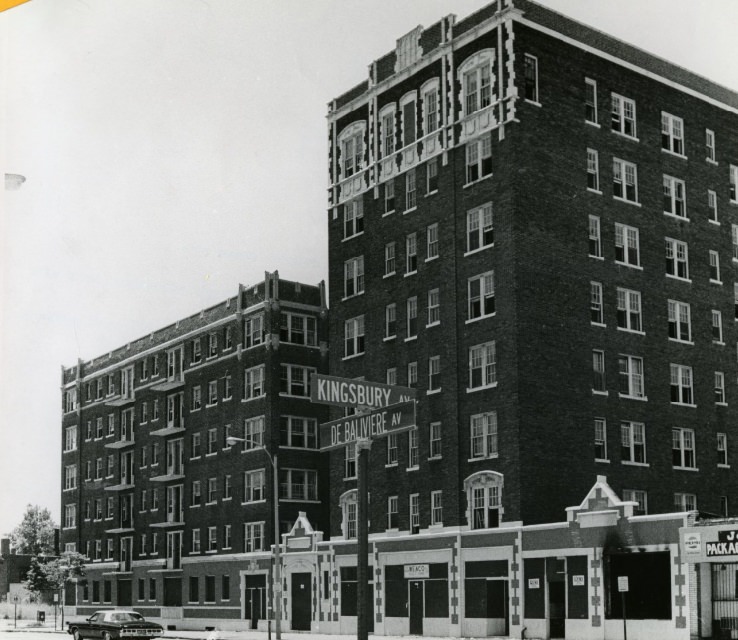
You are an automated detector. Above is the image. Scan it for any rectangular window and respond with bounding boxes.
[405,169,417,210]
[243,470,265,503]
[64,426,78,452]
[406,233,417,273]
[385,242,396,276]
[388,496,398,529]
[587,148,600,191]
[191,480,201,507]
[406,297,418,338]
[431,491,443,525]
[386,368,397,386]
[674,493,697,511]
[64,504,76,529]
[426,223,439,259]
[621,421,646,464]
[592,350,606,393]
[207,333,217,358]
[429,422,441,459]
[280,416,317,449]
[706,129,716,162]
[594,418,607,460]
[280,312,317,346]
[223,326,232,350]
[191,529,201,553]
[344,443,356,479]
[672,428,696,469]
[344,316,365,357]
[713,310,724,343]
[224,475,232,500]
[207,380,218,406]
[244,365,265,400]
[424,87,439,134]
[408,429,419,469]
[222,573,231,598]
[468,272,495,320]
[613,158,638,203]
[205,574,215,601]
[589,215,602,258]
[710,250,721,282]
[279,469,318,501]
[665,238,689,280]
[381,110,395,158]
[467,203,493,253]
[207,429,217,455]
[280,364,315,396]
[731,166,738,203]
[670,363,694,405]
[407,361,418,388]
[464,62,491,114]
[622,490,647,516]
[709,190,718,223]
[244,314,264,349]
[64,465,77,490]
[244,523,264,553]
[668,300,691,342]
[523,54,538,102]
[384,179,395,213]
[585,78,597,123]
[428,356,441,391]
[343,198,364,239]
[611,93,637,138]
[616,288,643,332]
[663,175,687,218]
[344,256,364,298]
[614,223,640,267]
[590,281,604,325]
[402,98,417,147]
[718,433,728,466]
[409,493,420,534]
[468,342,496,389]
[427,288,440,326]
[386,433,398,466]
[661,112,684,155]
[385,303,397,339]
[426,157,439,193]
[715,371,726,404]
[466,133,492,183]
[207,477,217,503]
[618,355,645,398]
[470,412,498,459]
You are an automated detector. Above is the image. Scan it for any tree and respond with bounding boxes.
[9,505,56,556]
[25,552,86,598]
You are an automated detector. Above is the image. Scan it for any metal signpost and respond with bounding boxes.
[618,575,629,640]
[312,374,416,640]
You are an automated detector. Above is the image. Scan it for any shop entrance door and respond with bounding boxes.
[712,563,738,638]
[244,575,266,629]
[409,580,424,635]
[291,573,311,631]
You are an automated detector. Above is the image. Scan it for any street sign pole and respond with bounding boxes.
[356,437,371,640]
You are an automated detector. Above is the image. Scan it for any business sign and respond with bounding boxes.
[319,401,416,451]
[311,374,415,409]
[572,575,585,586]
[528,578,540,589]
[683,532,702,556]
[617,576,629,592]
[404,564,429,579]
[682,525,738,563]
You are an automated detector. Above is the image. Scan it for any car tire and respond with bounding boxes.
[72,629,81,640]
[103,632,112,640]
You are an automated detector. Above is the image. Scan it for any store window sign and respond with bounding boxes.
[572,575,585,586]
[528,578,540,589]
[404,564,429,579]
[684,532,701,555]
[718,530,738,543]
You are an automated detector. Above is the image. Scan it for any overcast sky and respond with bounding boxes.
[1,0,737,536]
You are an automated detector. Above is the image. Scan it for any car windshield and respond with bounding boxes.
[108,613,144,622]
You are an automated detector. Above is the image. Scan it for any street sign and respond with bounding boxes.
[319,401,416,451]
[311,373,415,409]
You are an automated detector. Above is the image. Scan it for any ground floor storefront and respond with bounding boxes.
[64,476,693,640]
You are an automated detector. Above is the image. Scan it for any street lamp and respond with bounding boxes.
[226,436,281,640]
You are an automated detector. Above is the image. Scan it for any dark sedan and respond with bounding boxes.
[67,610,163,640]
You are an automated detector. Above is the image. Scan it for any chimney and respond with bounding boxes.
[1,538,9,556]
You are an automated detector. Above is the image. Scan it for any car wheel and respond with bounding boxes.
[103,632,112,640]
[72,628,81,640]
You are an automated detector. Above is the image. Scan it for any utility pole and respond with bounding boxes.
[356,438,371,640]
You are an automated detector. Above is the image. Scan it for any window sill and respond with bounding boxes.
[709,219,720,226]
[190,504,201,509]
[341,293,364,302]
[242,396,266,403]
[719,464,731,469]
[713,341,725,347]
[426,389,441,395]
[341,232,365,243]
[425,255,439,263]
[671,402,697,408]
[664,212,689,222]
[382,210,395,218]
[621,461,649,468]
[614,261,642,270]
[425,190,438,198]
[466,313,496,325]
[668,338,693,346]
[406,466,419,472]
[241,499,266,506]
[279,393,312,399]
[666,275,691,284]
[404,336,417,343]
[612,131,639,143]
[428,455,442,462]
[385,463,398,469]
[383,335,396,342]
[591,322,606,328]
[383,272,396,279]
[588,255,604,261]
[525,99,542,108]
[585,120,600,128]
[466,383,497,394]
[404,271,417,278]
[464,244,493,258]
[613,196,641,207]
[205,403,217,409]
[710,280,723,285]
[618,394,647,401]
[616,327,645,336]
[707,158,718,166]
[191,407,201,413]
[595,458,610,464]
[341,353,364,361]
[426,321,440,329]
[673,466,699,472]
[403,206,417,215]
[468,454,499,463]
[587,188,602,195]
[463,173,493,189]
[716,402,728,407]
[222,396,233,403]
[592,390,608,396]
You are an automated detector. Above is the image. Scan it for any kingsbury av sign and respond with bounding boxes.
[311,373,415,409]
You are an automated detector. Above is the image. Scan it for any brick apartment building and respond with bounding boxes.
[59,272,329,626]
[326,0,738,538]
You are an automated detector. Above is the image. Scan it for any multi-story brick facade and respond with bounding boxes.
[60,272,328,626]
[326,0,738,538]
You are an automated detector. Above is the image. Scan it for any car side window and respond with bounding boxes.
[89,614,99,622]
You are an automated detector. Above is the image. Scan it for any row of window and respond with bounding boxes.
[594,417,730,471]
[590,282,731,344]
[592,349,729,405]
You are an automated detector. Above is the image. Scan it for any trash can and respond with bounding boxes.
[37,611,45,623]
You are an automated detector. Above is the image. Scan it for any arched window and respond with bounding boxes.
[338,122,366,179]
[339,489,358,539]
[459,50,496,116]
[463,471,503,529]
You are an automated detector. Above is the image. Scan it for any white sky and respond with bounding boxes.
[1,0,737,536]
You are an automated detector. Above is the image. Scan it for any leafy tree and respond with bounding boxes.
[9,505,56,556]
[25,552,86,597]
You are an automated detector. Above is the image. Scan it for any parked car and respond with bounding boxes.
[67,610,163,640]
